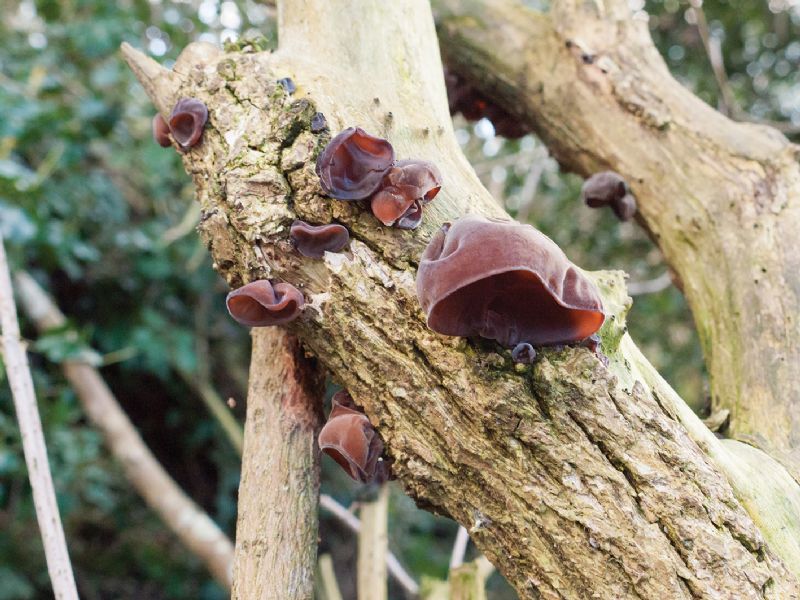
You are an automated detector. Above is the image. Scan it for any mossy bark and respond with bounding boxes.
[122,0,800,597]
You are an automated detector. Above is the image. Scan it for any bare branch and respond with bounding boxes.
[448,526,469,571]
[319,494,420,596]
[0,240,79,600]
[358,484,389,600]
[13,271,234,589]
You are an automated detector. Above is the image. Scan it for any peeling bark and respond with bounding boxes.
[433,0,800,478]
[121,0,800,596]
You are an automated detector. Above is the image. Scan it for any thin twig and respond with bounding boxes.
[690,0,736,117]
[0,240,79,600]
[627,271,673,296]
[449,526,470,570]
[319,494,420,596]
[13,271,234,589]
[358,484,390,600]
[316,554,344,600]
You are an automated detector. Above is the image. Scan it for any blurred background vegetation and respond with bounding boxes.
[0,0,797,597]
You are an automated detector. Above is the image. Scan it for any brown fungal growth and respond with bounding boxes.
[416,215,605,346]
[152,114,172,147]
[581,171,637,221]
[226,280,304,327]
[315,127,395,200]
[444,70,530,139]
[318,391,387,483]
[168,97,209,149]
[511,342,537,364]
[612,193,637,221]
[369,159,442,228]
[290,220,350,258]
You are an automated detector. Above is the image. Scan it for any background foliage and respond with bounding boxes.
[0,0,797,597]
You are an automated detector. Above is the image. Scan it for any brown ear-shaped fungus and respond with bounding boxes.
[319,391,385,483]
[168,98,208,149]
[316,127,395,200]
[226,280,304,327]
[612,194,637,221]
[581,171,628,208]
[290,220,350,258]
[416,215,605,346]
[369,159,442,227]
[152,114,172,147]
[511,342,537,364]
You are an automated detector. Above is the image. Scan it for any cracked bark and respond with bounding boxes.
[122,0,800,597]
[433,0,800,480]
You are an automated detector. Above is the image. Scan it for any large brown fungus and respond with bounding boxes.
[226,280,304,327]
[318,391,388,483]
[370,159,442,228]
[416,215,605,346]
[316,127,395,200]
[168,97,208,149]
[290,220,350,258]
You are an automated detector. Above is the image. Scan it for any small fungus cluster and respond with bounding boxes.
[316,128,442,230]
[444,70,530,139]
[152,97,209,150]
[581,171,637,221]
[416,215,605,355]
[318,391,391,483]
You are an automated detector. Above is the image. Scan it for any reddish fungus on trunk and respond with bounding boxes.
[370,159,442,227]
[581,171,637,221]
[226,280,305,327]
[168,97,209,149]
[318,391,388,483]
[152,114,172,147]
[289,220,350,258]
[315,127,395,200]
[416,215,605,346]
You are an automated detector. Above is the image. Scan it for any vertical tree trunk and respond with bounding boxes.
[232,328,324,599]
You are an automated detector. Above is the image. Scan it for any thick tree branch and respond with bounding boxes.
[232,327,324,599]
[121,0,800,595]
[433,0,800,478]
[13,272,235,589]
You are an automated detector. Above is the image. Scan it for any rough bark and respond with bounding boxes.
[232,328,323,600]
[13,272,235,589]
[433,0,800,476]
[121,0,800,596]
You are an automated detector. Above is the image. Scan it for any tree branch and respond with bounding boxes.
[0,241,78,600]
[121,0,800,595]
[433,0,800,479]
[13,272,234,589]
[231,327,324,599]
